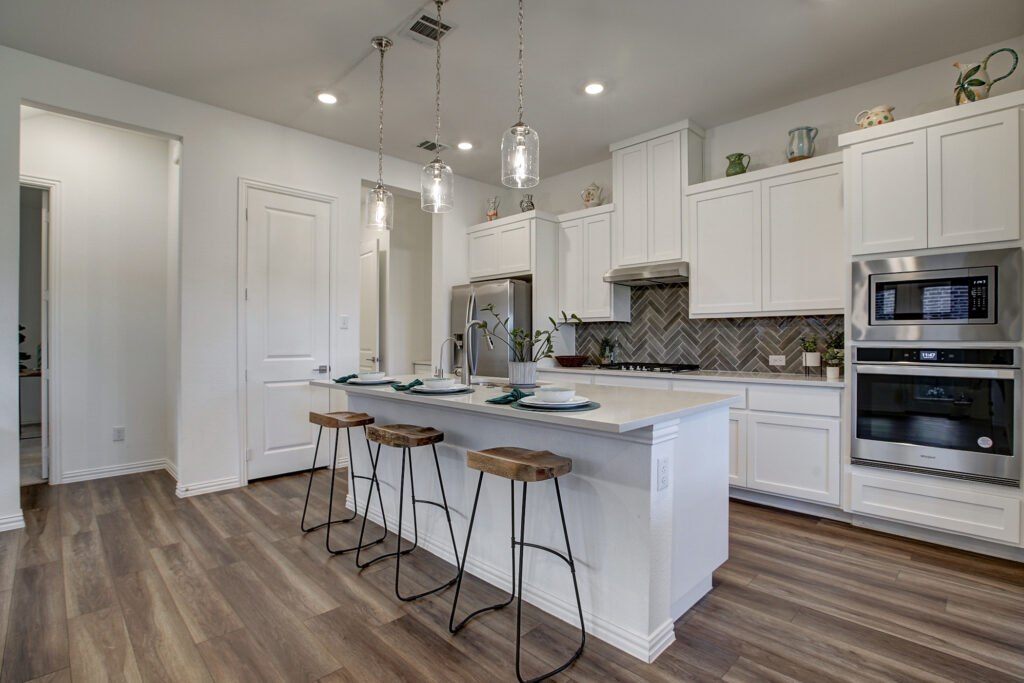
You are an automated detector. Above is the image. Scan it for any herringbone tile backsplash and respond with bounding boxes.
[574,284,843,374]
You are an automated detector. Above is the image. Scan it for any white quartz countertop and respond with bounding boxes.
[539,365,846,387]
[313,376,739,434]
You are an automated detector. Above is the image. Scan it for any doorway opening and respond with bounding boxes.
[18,185,48,486]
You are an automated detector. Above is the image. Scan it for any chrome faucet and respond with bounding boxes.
[436,335,460,378]
[462,319,493,386]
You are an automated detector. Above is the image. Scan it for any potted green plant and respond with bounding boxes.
[598,337,617,365]
[800,335,820,370]
[824,331,845,381]
[480,304,582,387]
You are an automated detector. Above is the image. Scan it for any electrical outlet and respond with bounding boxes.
[113,426,126,442]
[656,458,670,491]
[769,355,786,367]
[338,314,349,330]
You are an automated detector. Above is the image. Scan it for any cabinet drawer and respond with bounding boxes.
[748,384,841,417]
[850,470,1022,544]
[592,374,672,390]
[538,370,593,385]
[672,380,747,409]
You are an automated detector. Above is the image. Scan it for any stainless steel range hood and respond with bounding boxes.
[603,261,689,286]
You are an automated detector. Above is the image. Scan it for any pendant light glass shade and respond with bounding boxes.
[420,158,454,213]
[501,123,539,188]
[366,36,393,230]
[420,0,454,213]
[365,184,394,231]
[501,0,539,188]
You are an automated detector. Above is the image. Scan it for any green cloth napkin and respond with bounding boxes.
[392,379,424,391]
[333,373,357,384]
[486,387,534,404]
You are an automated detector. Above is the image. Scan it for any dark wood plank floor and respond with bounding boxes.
[1,468,1022,682]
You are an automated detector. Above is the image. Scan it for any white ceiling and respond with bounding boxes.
[2,0,1023,184]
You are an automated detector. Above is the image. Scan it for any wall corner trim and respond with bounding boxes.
[0,512,26,532]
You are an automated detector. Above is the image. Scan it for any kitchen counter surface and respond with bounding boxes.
[540,365,846,387]
[313,376,739,434]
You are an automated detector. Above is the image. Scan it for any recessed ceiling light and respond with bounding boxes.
[584,82,605,95]
[317,92,338,104]
[457,141,473,150]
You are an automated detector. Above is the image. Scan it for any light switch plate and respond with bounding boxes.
[656,458,670,491]
[338,314,349,330]
[113,426,126,442]
[768,355,786,366]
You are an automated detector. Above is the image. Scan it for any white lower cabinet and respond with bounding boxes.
[850,469,1022,545]
[728,410,747,487]
[746,413,841,505]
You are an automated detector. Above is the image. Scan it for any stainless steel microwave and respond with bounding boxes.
[851,248,1022,342]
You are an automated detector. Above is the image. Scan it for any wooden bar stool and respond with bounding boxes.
[303,411,388,555]
[356,424,461,602]
[448,447,585,683]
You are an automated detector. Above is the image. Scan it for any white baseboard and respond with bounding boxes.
[347,493,673,663]
[0,512,26,532]
[176,476,241,498]
[729,487,851,522]
[61,458,168,484]
[164,458,178,481]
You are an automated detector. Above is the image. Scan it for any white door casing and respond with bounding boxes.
[359,238,381,372]
[244,185,332,480]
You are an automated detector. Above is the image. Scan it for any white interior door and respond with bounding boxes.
[245,187,331,480]
[359,239,381,372]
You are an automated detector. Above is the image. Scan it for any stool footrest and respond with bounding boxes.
[517,540,574,569]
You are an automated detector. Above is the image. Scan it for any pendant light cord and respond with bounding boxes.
[433,0,444,153]
[517,0,524,124]
[376,40,386,187]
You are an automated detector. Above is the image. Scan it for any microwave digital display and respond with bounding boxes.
[873,274,991,323]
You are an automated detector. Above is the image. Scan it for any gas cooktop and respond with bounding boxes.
[598,362,700,374]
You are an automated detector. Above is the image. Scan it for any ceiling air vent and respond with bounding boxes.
[404,11,454,46]
[416,140,450,153]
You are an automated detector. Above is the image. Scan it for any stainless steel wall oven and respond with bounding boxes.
[852,347,1021,486]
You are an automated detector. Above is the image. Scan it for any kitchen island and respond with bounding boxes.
[314,377,739,663]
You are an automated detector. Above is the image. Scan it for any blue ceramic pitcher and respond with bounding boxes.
[786,126,818,162]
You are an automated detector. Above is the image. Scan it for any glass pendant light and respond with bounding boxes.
[501,0,539,188]
[365,36,394,231]
[420,0,454,213]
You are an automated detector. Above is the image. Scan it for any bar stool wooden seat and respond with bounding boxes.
[356,423,461,602]
[449,446,585,683]
[302,411,387,555]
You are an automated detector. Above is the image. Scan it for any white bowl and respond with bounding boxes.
[358,371,386,381]
[535,386,575,403]
[422,377,456,389]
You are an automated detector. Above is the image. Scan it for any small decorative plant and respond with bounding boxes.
[598,336,616,364]
[800,335,819,353]
[823,348,844,367]
[479,304,581,363]
[800,334,821,371]
[824,331,845,380]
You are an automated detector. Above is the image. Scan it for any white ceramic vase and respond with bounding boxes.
[826,366,841,381]
[509,361,538,387]
[802,351,821,368]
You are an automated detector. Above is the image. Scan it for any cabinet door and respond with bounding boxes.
[612,144,649,266]
[558,219,584,318]
[498,220,532,274]
[762,165,844,312]
[729,410,747,487]
[848,130,928,255]
[648,132,682,263]
[582,214,613,319]
[927,109,1020,247]
[468,228,499,280]
[689,184,762,316]
[746,413,840,505]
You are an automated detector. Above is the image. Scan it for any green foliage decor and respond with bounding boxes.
[800,335,819,353]
[480,304,582,363]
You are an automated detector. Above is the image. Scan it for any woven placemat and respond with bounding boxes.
[509,401,601,413]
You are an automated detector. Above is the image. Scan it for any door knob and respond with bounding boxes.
[314,365,329,373]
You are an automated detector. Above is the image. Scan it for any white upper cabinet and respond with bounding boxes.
[466,212,550,281]
[926,109,1020,248]
[761,164,844,312]
[840,92,1024,255]
[610,120,704,268]
[689,184,762,316]
[687,155,844,317]
[557,206,629,322]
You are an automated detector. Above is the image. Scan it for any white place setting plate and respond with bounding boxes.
[410,383,469,394]
[347,376,397,385]
[518,394,592,409]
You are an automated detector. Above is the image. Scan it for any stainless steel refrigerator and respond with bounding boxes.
[450,279,532,379]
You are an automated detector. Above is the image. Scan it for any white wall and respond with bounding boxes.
[0,45,504,523]
[20,111,174,480]
[524,159,614,216]
[165,139,181,479]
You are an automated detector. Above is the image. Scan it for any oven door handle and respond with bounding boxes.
[853,364,1020,380]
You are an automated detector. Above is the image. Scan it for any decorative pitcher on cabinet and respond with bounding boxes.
[954,48,1018,105]
[725,153,750,177]
[786,126,818,162]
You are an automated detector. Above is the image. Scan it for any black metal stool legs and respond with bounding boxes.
[355,441,408,569]
[394,444,461,601]
[325,426,388,554]
[512,478,586,683]
[449,473,516,633]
